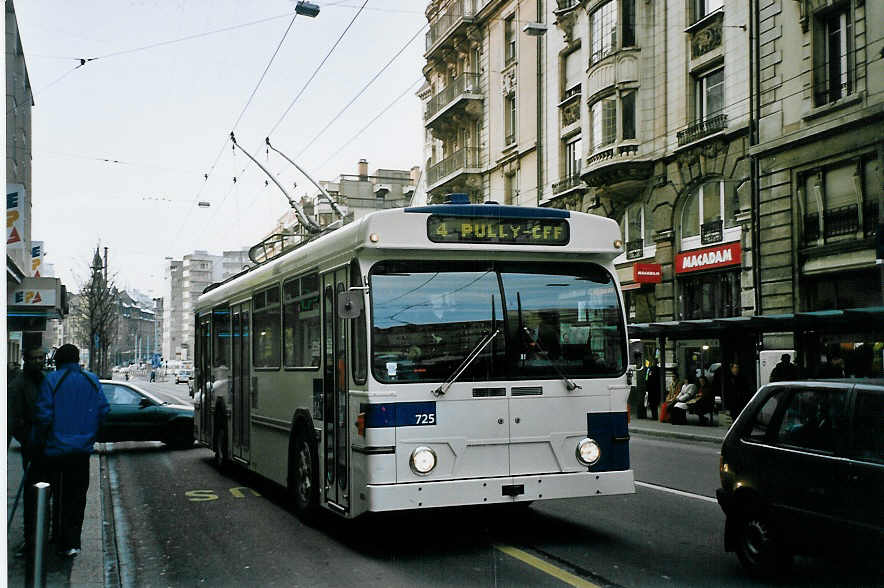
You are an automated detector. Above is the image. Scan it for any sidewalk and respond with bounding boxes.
[7,441,107,587]
[628,411,732,445]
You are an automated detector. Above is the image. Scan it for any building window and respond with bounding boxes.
[679,270,740,320]
[564,136,582,179]
[505,15,516,64]
[505,92,517,145]
[695,68,724,122]
[621,203,649,259]
[590,97,616,151]
[681,180,739,245]
[622,0,636,47]
[694,0,723,22]
[562,49,583,100]
[590,1,618,63]
[813,7,852,107]
[801,156,880,245]
[504,171,519,205]
[621,91,636,140]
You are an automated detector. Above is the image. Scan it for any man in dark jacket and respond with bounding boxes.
[723,362,749,419]
[646,359,662,420]
[769,353,798,382]
[32,344,109,557]
[8,346,47,559]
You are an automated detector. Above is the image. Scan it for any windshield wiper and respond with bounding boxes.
[431,328,500,397]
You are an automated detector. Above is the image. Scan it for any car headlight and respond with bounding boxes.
[409,446,437,475]
[576,438,602,466]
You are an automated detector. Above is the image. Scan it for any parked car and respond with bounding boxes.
[717,379,883,577]
[175,369,191,384]
[98,380,194,448]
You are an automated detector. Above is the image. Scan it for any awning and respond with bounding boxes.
[628,306,884,340]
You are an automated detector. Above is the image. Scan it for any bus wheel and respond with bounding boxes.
[213,425,228,469]
[290,429,319,522]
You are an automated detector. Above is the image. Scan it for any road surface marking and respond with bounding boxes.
[495,545,600,588]
[635,481,718,504]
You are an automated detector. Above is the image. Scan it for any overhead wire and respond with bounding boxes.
[293,20,428,159]
[266,0,370,137]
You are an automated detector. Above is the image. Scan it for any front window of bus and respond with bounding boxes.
[499,262,626,379]
[369,261,625,383]
[370,261,503,383]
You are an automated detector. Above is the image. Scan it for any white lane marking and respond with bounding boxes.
[635,480,718,504]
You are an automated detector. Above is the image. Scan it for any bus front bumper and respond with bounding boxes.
[364,469,635,512]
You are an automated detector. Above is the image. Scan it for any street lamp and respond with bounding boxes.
[295,1,320,17]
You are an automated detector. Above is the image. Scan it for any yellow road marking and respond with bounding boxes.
[494,545,600,588]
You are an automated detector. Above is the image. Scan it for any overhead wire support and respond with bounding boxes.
[229,132,321,234]
[265,138,345,223]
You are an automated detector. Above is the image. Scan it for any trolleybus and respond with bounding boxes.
[193,196,634,519]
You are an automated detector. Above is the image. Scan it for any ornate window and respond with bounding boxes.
[620,202,651,260]
[591,97,616,151]
[680,180,739,249]
[504,91,517,145]
[590,2,617,63]
[505,15,517,64]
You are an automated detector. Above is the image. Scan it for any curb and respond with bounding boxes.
[628,427,724,445]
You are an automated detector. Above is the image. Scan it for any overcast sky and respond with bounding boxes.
[16,0,426,298]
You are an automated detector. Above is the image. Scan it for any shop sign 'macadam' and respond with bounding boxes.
[675,242,742,274]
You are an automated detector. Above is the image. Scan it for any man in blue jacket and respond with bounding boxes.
[32,343,109,558]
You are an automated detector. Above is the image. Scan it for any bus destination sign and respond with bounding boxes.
[427,215,569,246]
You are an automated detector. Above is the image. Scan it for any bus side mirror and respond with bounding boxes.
[338,291,364,319]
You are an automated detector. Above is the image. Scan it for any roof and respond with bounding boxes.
[628,306,884,339]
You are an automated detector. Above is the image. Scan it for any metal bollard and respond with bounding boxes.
[33,481,50,587]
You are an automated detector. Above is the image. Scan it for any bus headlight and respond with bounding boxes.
[410,446,437,475]
[576,438,602,466]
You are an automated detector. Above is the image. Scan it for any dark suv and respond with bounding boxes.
[717,379,883,577]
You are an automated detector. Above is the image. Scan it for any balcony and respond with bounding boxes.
[425,73,483,130]
[581,142,653,198]
[427,147,481,192]
[676,113,728,147]
[425,0,477,59]
[803,201,879,245]
[551,174,585,198]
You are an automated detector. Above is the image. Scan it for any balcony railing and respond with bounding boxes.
[626,239,644,260]
[425,73,481,121]
[426,0,477,53]
[802,202,880,244]
[677,113,728,146]
[701,219,723,245]
[427,147,480,186]
[552,174,584,195]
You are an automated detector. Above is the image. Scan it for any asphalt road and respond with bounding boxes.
[103,383,882,587]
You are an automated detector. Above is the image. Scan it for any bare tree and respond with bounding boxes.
[70,248,119,378]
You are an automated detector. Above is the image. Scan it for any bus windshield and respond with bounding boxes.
[370,260,626,384]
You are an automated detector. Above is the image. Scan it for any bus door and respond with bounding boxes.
[231,302,251,462]
[196,314,212,445]
[322,268,349,512]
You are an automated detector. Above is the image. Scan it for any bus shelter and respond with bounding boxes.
[628,306,884,401]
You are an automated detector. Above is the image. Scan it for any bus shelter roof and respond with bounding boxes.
[627,306,884,340]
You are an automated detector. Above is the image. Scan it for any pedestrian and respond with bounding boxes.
[670,374,699,425]
[769,353,798,382]
[723,361,749,419]
[31,343,109,558]
[8,346,49,561]
[646,358,661,421]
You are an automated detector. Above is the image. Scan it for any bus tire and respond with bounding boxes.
[290,428,319,523]
[213,423,228,469]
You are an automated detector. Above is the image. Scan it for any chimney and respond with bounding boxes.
[410,165,421,185]
[358,159,368,180]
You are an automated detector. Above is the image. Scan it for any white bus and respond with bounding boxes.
[193,197,634,520]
